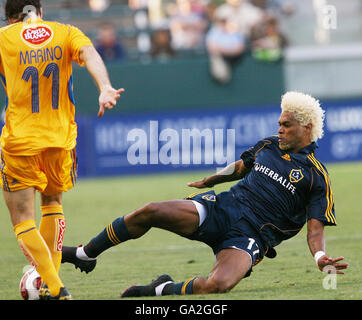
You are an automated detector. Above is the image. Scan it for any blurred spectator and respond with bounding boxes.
[213,0,265,38]
[251,15,288,62]
[205,9,246,84]
[169,0,209,50]
[150,28,175,61]
[95,24,127,62]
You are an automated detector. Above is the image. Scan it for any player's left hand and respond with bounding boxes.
[317,255,349,274]
[98,87,125,117]
[187,178,213,188]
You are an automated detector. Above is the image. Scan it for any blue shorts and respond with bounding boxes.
[184,190,268,277]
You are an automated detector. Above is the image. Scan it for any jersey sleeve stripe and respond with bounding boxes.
[307,154,336,224]
[307,155,333,223]
[310,154,336,224]
[309,154,335,224]
[307,155,330,221]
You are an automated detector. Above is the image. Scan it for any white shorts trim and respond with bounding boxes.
[192,200,207,227]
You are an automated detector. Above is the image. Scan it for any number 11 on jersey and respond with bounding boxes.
[22,63,60,113]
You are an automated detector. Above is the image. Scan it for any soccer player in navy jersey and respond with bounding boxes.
[62,91,348,297]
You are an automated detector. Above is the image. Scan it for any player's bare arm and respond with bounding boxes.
[188,159,250,188]
[307,218,348,274]
[79,45,125,117]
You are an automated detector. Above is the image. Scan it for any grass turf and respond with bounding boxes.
[0,162,361,300]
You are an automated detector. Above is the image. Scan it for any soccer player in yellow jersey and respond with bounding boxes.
[0,0,124,299]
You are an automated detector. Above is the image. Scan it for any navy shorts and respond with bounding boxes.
[184,190,268,276]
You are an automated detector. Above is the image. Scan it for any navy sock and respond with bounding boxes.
[84,216,130,258]
[61,246,76,263]
[162,278,195,295]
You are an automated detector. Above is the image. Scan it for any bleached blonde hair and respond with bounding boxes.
[281,91,325,142]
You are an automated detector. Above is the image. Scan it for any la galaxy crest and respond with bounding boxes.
[202,194,216,202]
[289,169,304,183]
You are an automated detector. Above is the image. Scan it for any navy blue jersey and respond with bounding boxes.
[230,135,336,248]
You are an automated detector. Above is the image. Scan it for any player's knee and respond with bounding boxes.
[203,278,231,294]
[137,202,160,224]
[143,201,160,216]
[40,193,62,206]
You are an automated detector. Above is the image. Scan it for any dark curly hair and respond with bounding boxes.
[5,0,42,22]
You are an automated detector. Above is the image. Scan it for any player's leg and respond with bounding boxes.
[125,199,200,236]
[121,193,257,297]
[39,192,65,273]
[121,247,251,297]
[2,188,65,297]
[41,148,78,272]
[1,151,70,298]
[87,199,199,257]
[62,199,200,262]
[192,248,251,294]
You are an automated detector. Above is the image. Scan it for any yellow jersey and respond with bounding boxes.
[0,18,93,155]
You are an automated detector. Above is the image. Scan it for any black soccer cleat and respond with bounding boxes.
[121,274,174,298]
[61,245,97,274]
[73,255,97,274]
[39,287,72,300]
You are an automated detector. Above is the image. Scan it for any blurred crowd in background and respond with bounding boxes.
[0,0,293,83]
[91,0,292,83]
[93,0,291,57]
[0,0,295,83]
[1,0,361,84]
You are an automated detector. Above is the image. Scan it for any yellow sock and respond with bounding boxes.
[39,205,65,273]
[14,219,64,296]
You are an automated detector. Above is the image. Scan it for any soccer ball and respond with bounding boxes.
[19,267,42,300]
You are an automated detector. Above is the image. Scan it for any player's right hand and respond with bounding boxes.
[98,87,125,118]
[317,255,349,274]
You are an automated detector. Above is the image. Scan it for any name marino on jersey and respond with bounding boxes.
[253,162,297,194]
[19,46,63,65]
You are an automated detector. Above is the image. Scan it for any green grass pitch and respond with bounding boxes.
[0,162,361,300]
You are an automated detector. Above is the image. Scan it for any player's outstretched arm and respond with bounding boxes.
[188,159,250,188]
[79,45,125,117]
[307,218,348,274]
